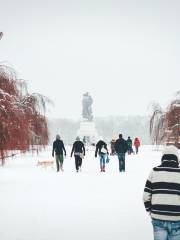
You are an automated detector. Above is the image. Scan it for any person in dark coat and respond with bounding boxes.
[95,139,109,172]
[115,134,128,172]
[71,137,85,172]
[126,136,133,155]
[52,134,66,172]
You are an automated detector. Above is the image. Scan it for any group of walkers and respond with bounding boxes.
[52,135,85,172]
[52,134,180,240]
[52,133,141,173]
[111,136,140,155]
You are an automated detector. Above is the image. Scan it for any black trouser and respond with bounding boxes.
[135,146,139,154]
[75,155,82,171]
[55,154,63,171]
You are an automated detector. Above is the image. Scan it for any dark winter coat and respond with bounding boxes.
[71,141,85,157]
[127,138,132,148]
[114,138,128,154]
[52,139,66,156]
[95,140,108,157]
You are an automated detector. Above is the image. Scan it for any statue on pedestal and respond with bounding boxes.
[82,92,93,121]
[0,32,3,40]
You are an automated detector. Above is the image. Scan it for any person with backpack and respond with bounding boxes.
[95,139,109,172]
[115,134,128,172]
[71,137,85,172]
[127,136,133,155]
[143,145,180,240]
[52,134,66,172]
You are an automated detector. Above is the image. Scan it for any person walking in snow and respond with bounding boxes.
[95,139,109,172]
[110,138,116,155]
[143,145,180,240]
[71,137,85,172]
[52,134,66,172]
[127,136,133,155]
[134,137,140,154]
[114,134,128,172]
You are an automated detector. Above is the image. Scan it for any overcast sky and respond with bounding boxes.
[0,0,180,119]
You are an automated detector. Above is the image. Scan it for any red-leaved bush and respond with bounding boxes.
[150,92,180,148]
[0,65,49,164]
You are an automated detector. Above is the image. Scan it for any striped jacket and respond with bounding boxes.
[143,159,180,221]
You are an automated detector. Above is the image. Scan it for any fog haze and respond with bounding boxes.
[0,0,180,118]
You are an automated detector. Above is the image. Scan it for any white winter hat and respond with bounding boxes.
[162,145,179,161]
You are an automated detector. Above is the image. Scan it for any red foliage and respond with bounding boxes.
[150,93,180,148]
[0,65,49,164]
[166,98,180,148]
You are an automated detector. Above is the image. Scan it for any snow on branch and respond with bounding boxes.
[0,65,50,164]
[149,92,180,148]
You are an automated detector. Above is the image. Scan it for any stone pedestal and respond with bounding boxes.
[77,121,98,145]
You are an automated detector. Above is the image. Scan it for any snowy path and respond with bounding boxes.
[0,146,162,240]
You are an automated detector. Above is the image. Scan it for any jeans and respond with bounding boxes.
[152,219,180,240]
[99,154,106,169]
[117,153,125,172]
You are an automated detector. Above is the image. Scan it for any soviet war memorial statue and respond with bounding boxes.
[77,92,97,145]
[82,92,93,121]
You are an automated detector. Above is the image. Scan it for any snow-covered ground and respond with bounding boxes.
[0,145,165,240]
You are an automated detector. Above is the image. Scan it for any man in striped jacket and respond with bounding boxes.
[143,145,180,240]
